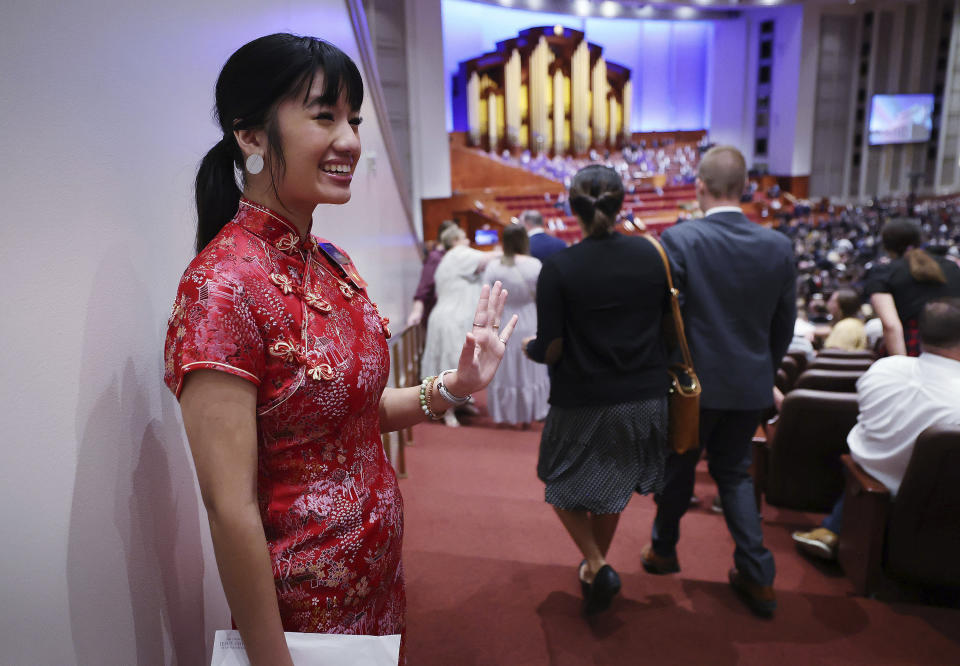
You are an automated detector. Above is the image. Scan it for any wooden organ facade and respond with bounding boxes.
[453,26,632,156]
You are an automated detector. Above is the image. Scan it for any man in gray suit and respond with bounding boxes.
[640,146,796,618]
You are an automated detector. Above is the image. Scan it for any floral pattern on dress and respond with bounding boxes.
[164,199,405,643]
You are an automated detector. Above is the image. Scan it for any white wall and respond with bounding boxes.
[407,0,452,235]
[708,17,751,152]
[735,4,818,175]
[793,4,822,176]
[0,1,420,664]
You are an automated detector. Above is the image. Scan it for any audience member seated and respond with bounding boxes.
[823,288,867,351]
[792,299,960,560]
[789,309,817,362]
[521,209,566,262]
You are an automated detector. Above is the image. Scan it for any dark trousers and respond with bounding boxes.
[822,496,844,534]
[651,408,776,586]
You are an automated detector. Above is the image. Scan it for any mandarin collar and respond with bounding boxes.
[236,198,315,254]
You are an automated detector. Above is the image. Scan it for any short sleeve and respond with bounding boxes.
[164,269,265,399]
[863,262,893,298]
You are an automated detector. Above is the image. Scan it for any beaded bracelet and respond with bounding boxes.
[437,369,471,406]
[419,375,443,420]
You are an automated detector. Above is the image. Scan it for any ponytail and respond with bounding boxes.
[905,248,947,284]
[569,165,625,236]
[195,137,241,254]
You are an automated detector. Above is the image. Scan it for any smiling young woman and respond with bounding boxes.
[164,34,516,665]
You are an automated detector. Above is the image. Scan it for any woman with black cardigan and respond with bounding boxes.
[523,165,670,614]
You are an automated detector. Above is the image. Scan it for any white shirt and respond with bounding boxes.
[864,317,883,347]
[704,206,744,217]
[848,353,960,496]
[527,227,545,237]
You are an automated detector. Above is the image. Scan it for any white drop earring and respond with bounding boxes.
[245,153,264,175]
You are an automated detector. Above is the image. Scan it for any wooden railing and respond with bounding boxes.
[381,323,426,478]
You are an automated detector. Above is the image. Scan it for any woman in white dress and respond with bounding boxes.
[482,224,550,427]
[422,226,499,426]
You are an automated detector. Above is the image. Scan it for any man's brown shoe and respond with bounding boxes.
[640,544,680,575]
[728,568,776,618]
[791,527,838,560]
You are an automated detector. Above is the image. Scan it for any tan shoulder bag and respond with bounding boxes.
[643,235,702,454]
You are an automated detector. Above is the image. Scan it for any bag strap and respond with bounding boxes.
[642,234,695,370]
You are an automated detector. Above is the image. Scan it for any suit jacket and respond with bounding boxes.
[528,230,567,262]
[660,212,796,410]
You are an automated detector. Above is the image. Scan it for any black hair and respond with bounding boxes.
[919,298,960,349]
[568,164,624,236]
[194,33,364,253]
[880,218,946,285]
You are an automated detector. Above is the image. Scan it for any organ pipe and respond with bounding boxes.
[622,80,632,144]
[457,27,631,156]
[529,36,550,155]
[504,49,521,148]
[592,57,607,147]
[609,96,620,148]
[571,40,589,154]
[467,71,480,145]
[553,68,565,154]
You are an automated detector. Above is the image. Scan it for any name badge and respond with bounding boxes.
[316,241,368,290]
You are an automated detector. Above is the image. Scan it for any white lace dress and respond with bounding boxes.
[481,255,550,424]
[421,245,486,377]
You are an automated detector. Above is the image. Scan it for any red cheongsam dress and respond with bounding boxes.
[164,199,405,644]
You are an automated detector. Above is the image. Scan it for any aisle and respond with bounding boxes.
[399,393,960,665]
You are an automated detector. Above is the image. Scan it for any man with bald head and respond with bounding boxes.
[640,146,796,618]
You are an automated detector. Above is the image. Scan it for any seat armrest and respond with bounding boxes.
[842,455,888,495]
[764,414,779,443]
[838,455,891,596]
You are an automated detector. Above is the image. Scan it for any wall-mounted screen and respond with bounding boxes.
[868,94,934,145]
[474,228,499,246]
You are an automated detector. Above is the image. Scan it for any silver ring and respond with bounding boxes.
[499,336,507,344]
[472,321,484,327]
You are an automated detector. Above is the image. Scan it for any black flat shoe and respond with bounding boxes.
[585,565,621,615]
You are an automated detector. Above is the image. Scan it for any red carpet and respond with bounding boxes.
[400,393,960,665]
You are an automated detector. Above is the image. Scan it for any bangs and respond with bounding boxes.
[292,38,364,111]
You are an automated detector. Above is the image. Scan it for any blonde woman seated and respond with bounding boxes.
[421,226,499,426]
[823,288,867,351]
[481,224,550,427]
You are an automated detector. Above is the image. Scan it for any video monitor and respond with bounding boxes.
[868,94,934,145]
[474,228,499,246]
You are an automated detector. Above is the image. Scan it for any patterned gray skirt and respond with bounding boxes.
[537,397,668,513]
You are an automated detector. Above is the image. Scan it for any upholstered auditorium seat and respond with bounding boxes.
[753,389,859,512]
[817,349,876,360]
[808,357,874,372]
[839,426,960,597]
[794,369,863,392]
[785,349,809,374]
[775,368,790,394]
[779,355,800,391]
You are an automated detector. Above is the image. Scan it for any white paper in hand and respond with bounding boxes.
[210,630,401,666]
